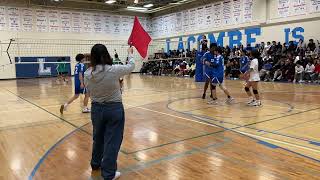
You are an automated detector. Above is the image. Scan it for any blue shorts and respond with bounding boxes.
[211,76,224,85]
[240,69,247,74]
[75,84,86,94]
[204,72,212,82]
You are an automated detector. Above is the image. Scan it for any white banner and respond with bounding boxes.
[213,2,222,27]
[163,15,170,35]
[103,14,112,34]
[223,0,233,25]
[82,13,93,33]
[112,15,121,34]
[121,16,131,35]
[168,14,176,34]
[175,12,183,33]
[48,10,60,32]
[60,11,71,32]
[7,7,20,31]
[182,10,189,33]
[310,0,320,12]
[0,7,7,31]
[72,12,81,33]
[35,9,48,32]
[204,4,213,27]
[278,0,290,17]
[93,13,103,33]
[21,8,33,32]
[196,6,205,30]
[291,0,307,15]
[146,17,152,32]
[243,0,253,22]
[233,0,243,24]
[158,17,164,36]
[189,8,197,30]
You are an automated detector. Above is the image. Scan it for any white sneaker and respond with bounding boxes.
[247,99,255,106]
[207,99,218,105]
[112,171,121,180]
[226,97,235,104]
[82,107,91,113]
[251,100,262,107]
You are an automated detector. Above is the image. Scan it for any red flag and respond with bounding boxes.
[128,16,152,59]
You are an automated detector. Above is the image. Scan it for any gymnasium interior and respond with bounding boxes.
[0,0,320,180]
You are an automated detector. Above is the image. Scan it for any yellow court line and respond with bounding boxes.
[125,103,320,154]
[125,103,219,128]
[234,130,320,154]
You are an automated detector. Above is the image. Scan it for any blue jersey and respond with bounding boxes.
[74,63,85,85]
[240,56,250,73]
[196,51,206,66]
[202,51,215,76]
[211,55,224,78]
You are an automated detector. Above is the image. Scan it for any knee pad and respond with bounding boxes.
[245,87,250,92]
[253,89,258,94]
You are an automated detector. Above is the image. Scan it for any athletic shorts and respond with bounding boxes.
[75,84,86,94]
[240,69,247,74]
[204,69,214,81]
[211,76,224,85]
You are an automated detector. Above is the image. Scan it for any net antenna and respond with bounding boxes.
[7,39,14,64]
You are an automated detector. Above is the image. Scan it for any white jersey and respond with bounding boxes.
[249,58,260,82]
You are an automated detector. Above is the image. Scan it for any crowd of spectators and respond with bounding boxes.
[140,48,197,76]
[140,39,320,84]
[224,39,320,83]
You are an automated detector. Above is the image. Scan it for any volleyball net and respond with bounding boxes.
[0,38,178,78]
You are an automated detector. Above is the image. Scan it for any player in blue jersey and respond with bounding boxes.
[239,50,250,81]
[240,50,250,74]
[60,54,90,114]
[204,46,234,104]
[197,46,212,99]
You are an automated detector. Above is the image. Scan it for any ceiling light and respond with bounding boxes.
[143,4,153,8]
[105,0,116,4]
[127,6,147,12]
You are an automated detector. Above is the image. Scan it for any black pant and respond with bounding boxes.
[91,102,125,180]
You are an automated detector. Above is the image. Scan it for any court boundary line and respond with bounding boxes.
[128,105,320,153]
[28,122,90,180]
[5,89,92,136]
[128,105,320,163]
[185,112,320,144]
[173,97,295,118]
[27,99,320,179]
[10,83,318,179]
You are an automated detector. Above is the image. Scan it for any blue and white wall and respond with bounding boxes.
[158,0,320,52]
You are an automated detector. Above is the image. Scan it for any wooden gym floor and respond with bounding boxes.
[0,74,320,180]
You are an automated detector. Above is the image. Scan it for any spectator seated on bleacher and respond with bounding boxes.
[294,62,305,83]
[304,60,315,82]
[313,59,320,83]
[272,59,286,81]
[260,60,273,81]
[282,58,295,82]
[188,63,196,78]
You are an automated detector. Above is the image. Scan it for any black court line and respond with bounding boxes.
[167,97,319,131]
[0,120,63,132]
[123,99,319,155]
[5,88,93,136]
